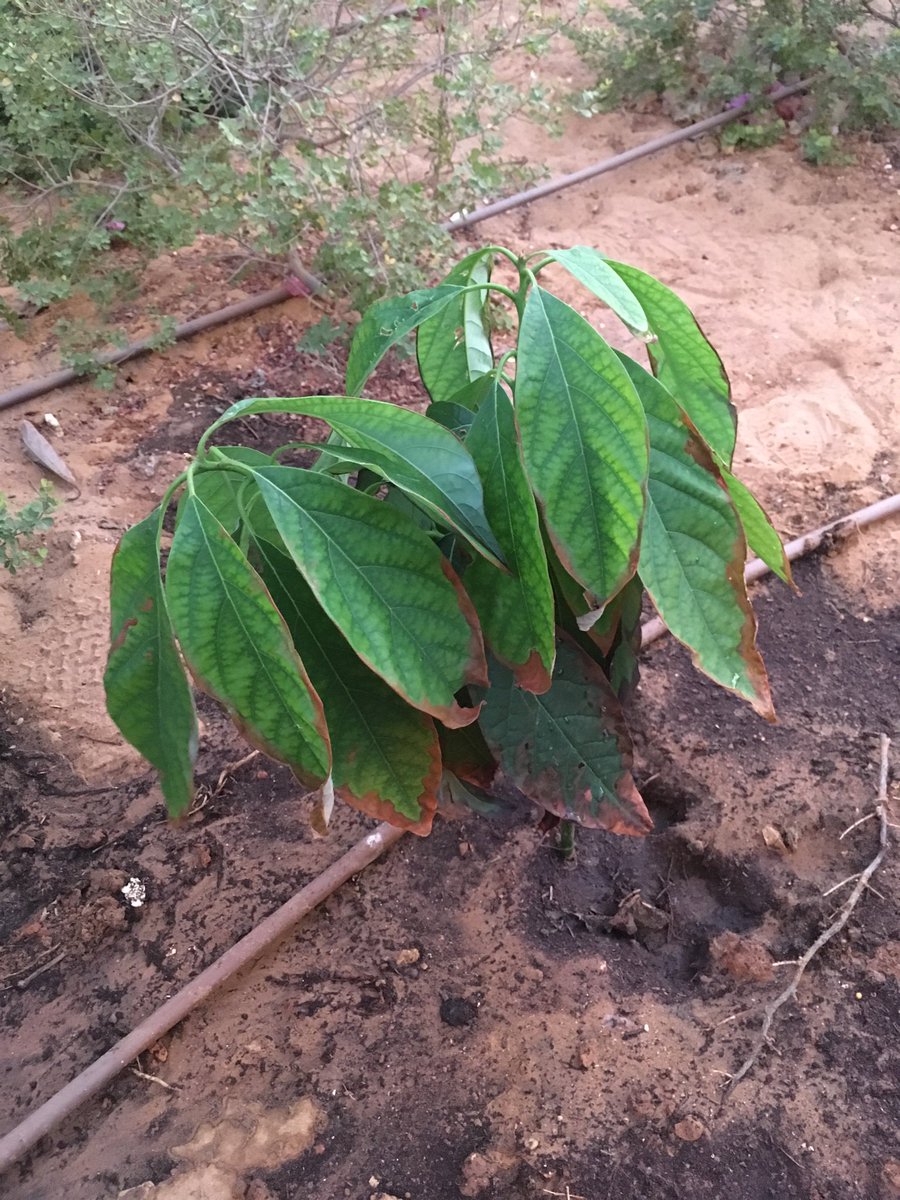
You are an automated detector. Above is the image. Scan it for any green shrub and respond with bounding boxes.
[0,0,557,316]
[104,244,789,845]
[0,480,58,574]
[571,0,900,157]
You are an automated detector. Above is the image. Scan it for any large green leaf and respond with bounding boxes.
[515,287,648,608]
[544,247,649,333]
[205,395,503,566]
[479,637,652,835]
[606,261,737,466]
[417,250,494,403]
[250,466,486,727]
[166,494,331,784]
[104,509,198,817]
[254,540,441,835]
[618,354,774,719]
[719,466,794,588]
[464,381,555,693]
[346,284,467,394]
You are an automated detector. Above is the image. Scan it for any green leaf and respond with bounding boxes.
[719,467,794,588]
[188,447,273,534]
[206,395,504,567]
[515,287,648,608]
[250,466,487,727]
[426,400,476,437]
[544,246,649,333]
[104,509,197,817]
[605,576,643,701]
[416,250,494,403]
[479,637,652,835]
[606,261,737,466]
[618,354,773,719]
[166,494,331,784]
[254,539,441,835]
[346,284,467,394]
[464,381,555,692]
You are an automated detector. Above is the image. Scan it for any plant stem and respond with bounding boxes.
[557,819,576,860]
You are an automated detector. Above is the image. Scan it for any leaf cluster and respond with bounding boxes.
[105,245,789,838]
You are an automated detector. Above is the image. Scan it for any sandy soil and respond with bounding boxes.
[1,93,899,1200]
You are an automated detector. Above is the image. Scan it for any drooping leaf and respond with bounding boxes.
[165,493,331,784]
[719,466,795,588]
[544,533,642,698]
[617,353,774,719]
[464,381,555,692]
[254,539,441,834]
[104,509,197,817]
[605,261,737,466]
[187,447,273,533]
[543,246,649,333]
[417,250,494,403]
[479,637,652,835]
[250,466,486,727]
[346,284,467,394]
[204,395,504,566]
[605,575,644,701]
[515,286,648,608]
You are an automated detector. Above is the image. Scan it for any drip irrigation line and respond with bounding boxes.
[0,823,403,1176]
[0,494,897,1176]
[442,80,812,232]
[640,492,900,648]
[0,80,811,415]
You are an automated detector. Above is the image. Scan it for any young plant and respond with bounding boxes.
[104,245,791,842]
[1,480,58,574]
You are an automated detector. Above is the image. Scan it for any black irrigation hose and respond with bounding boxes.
[0,81,812,414]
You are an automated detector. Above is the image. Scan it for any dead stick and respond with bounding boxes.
[724,734,891,1095]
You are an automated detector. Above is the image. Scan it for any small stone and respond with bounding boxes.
[571,1041,599,1071]
[458,841,473,858]
[762,824,789,854]
[674,1116,705,1142]
[710,931,775,984]
[394,947,420,967]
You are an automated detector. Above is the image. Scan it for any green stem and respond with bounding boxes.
[557,819,576,860]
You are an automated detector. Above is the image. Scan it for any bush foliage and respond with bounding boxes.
[0,0,556,314]
[571,0,900,160]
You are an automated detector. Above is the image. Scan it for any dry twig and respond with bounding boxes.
[724,734,892,1095]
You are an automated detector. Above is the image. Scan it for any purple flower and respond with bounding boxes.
[727,93,752,110]
[105,220,126,232]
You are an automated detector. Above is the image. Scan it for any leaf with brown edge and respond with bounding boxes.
[253,538,441,834]
[251,466,486,728]
[464,381,555,693]
[478,636,652,836]
[104,508,197,817]
[617,352,775,720]
[165,494,331,787]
